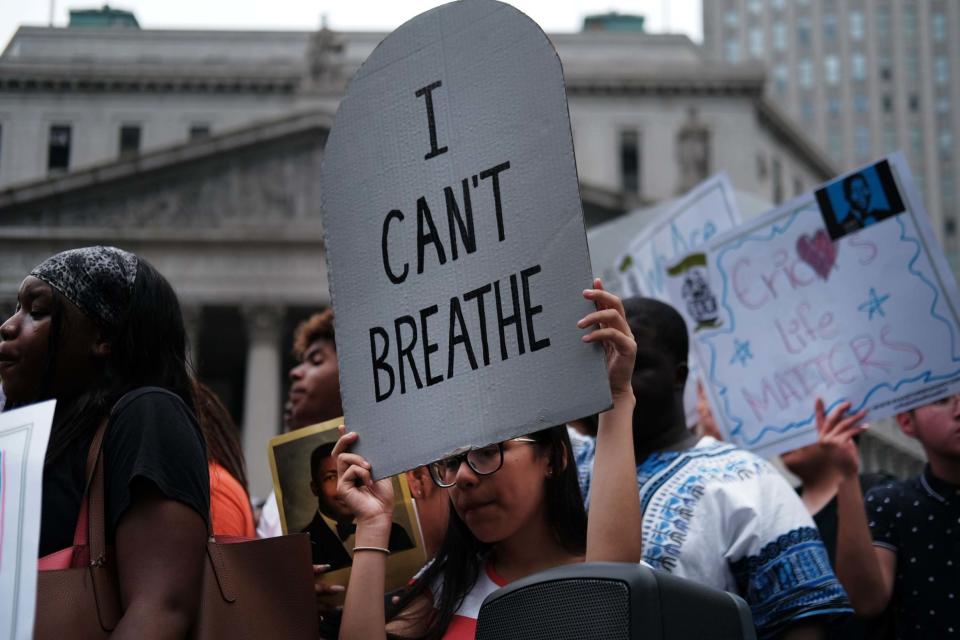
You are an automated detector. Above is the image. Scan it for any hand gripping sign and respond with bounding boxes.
[668,154,960,458]
[320,0,610,478]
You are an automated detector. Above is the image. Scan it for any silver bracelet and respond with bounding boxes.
[353,545,391,555]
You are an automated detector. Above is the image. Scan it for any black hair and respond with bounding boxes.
[622,297,689,367]
[40,256,196,463]
[384,425,586,640]
[195,381,249,490]
[310,441,337,481]
[842,172,868,200]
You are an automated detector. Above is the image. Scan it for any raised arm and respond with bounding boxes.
[816,398,896,617]
[578,280,640,563]
[333,428,396,640]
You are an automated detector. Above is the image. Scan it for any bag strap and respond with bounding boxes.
[69,417,110,548]
[82,407,122,631]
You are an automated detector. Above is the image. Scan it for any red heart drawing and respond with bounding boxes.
[796,229,838,280]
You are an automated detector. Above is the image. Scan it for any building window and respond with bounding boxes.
[882,94,893,113]
[940,131,954,156]
[932,13,946,42]
[853,92,869,114]
[771,0,785,9]
[619,130,640,195]
[797,17,812,47]
[772,22,787,51]
[47,124,71,172]
[189,124,211,140]
[827,95,841,117]
[828,126,843,158]
[748,0,763,14]
[879,54,893,81]
[883,128,898,153]
[851,54,866,81]
[724,9,739,28]
[906,53,920,81]
[802,98,816,122]
[855,126,871,159]
[876,8,890,39]
[772,158,784,204]
[909,94,920,112]
[937,95,951,115]
[773,64,789,94]
[903,6,917,39]
[799,59,813,88]
[849,11,865,40]
[823,13,838,44]
[911,127,923,159]
[825,55,840,85]
[935,57,949,86]
[725,39,740,64]
[118,124,141,159]
[749,28,764,58]
[756,153,768,180]
[945,217,956,238]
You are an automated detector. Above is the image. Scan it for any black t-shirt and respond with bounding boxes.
[866,467,960,640]
[40,387,210,557]
[800,473,895,640]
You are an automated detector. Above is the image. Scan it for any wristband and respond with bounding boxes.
[353,546,391,555]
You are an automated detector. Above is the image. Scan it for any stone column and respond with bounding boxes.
[241,305,284,501]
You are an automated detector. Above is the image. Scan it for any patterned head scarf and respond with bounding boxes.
[29,246,139,329]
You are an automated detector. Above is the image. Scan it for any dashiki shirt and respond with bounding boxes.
[578,436,851,639]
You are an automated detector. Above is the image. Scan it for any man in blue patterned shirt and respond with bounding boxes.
[577,298,851,639]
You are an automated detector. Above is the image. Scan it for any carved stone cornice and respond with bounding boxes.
[0,61,302,94]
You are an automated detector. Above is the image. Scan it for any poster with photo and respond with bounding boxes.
[670,154,960,458]
[268,418,425,598]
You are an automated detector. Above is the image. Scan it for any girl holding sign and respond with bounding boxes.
[0,247,209,636]
[331,281,640,640]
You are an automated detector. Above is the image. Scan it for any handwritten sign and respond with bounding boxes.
[0,400,54,640]
[320,0,610,477]
[617,175,741,425]
[670,154,960,457]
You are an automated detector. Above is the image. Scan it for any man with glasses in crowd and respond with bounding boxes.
[833,393,960,639]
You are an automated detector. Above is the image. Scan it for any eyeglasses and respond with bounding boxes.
[428,437,538,488]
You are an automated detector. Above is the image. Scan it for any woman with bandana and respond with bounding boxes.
[0,246,209,636]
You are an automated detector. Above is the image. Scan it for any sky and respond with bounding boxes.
[0,1,702,52]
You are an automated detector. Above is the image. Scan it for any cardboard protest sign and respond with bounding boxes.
[0,400,54,640]
[320,0,610,478]
[267,418,425,603]
[617,175,741,426]
[669,154,960,458]
[617,174,740,299]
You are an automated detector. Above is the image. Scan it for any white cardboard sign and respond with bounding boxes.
[0,400,55,640]
[669,154,960,457]
[617,175,741,426]
[320,0,610,478]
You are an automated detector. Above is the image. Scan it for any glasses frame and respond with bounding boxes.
[427,437,538,488]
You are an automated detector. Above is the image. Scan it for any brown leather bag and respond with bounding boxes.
[36,413,319,639]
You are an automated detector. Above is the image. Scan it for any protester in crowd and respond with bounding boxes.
[833,394,960,639]
[332,281,640,639]
[781,399,894,640]
[258,309,343,538]
[404,465,450,560]
[195,380,256,538]
[303,441,414,568]
[576,297,851,640]
[0,246,209,636]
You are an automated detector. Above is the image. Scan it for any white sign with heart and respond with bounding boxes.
[667,153,960,458]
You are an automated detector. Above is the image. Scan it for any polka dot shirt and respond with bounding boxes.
[866,466,960,639]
